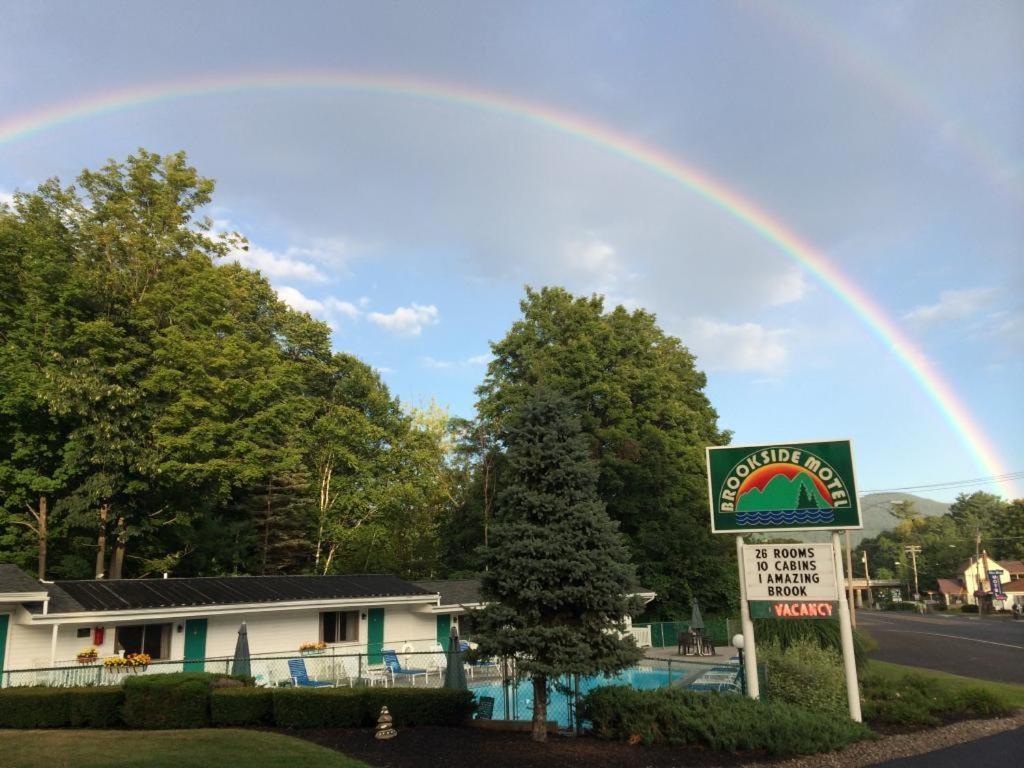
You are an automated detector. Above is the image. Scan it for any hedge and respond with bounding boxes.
[0,688,72,728]
[122,674,211,729]
[273,687,365,728]
[362,687,475,726]
[211,688,274,726]
[581,685,871,757]
[69,687,125,728]
[0,682,475,731]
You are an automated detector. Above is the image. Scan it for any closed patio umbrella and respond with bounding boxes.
[690,600,705,632]
[443,627,467,691]
[231,622,251,678]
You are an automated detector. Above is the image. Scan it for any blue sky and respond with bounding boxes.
[1,1,1021,501]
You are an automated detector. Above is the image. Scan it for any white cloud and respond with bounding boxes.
[904,287,998,325]
[421,356,453,369]
[466,353,492,365]
[276,286,325,315]
[226,242,328,282]
[325,298,361,319]
[687,318,789,373]
[564,237,619,277]
[368,303,440,336]
[765,269,809,306]
[0,189,13,207]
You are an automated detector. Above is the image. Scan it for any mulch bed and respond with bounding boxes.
[293,726,751,768]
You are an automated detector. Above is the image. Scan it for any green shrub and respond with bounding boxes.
[211,688,274,726]
[885,601,920,612]
[122,675,210,729]
[933,603,948,611]
[582,685,871,757]
[960,604,980,613]
[273,688,365,728]
[0,688,70,728]
[68,687,124,727]
[859,669,1013,727]
[363,687,475,726]
[760,639,846,714]
[753,618,871,671]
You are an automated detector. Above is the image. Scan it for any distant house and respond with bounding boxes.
[0,565,655,682]
[937,554,1024,609]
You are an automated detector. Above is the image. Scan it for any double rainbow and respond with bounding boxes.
[0,71,1013,496]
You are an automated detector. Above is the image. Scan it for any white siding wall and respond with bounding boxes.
[2,601,450,674]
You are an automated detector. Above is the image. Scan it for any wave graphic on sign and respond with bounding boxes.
[737,509,836,526]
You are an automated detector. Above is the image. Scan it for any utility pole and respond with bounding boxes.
[862,550,873,607]
[904,545,922,601]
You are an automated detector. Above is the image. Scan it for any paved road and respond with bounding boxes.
[870,726,1024,767]
[858,610,1024,684]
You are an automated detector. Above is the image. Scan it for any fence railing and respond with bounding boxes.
[632,617,735,648]
[627,626,652,647]
[1,647,757,732]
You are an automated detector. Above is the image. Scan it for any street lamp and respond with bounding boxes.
[732,633,746,695]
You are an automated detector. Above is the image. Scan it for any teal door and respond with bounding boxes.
[0,615,8,685]
[183,619,207,671]
[367,608,384,665]
[436,614,451,650]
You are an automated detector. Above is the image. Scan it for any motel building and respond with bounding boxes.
[935,554,1024,610]
[0,564,655,686]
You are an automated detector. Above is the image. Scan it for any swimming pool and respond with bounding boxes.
[468,664,692,728]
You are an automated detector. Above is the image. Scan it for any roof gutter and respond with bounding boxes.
[26,592,439,625]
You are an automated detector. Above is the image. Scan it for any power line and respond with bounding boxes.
[860,471,1024,495]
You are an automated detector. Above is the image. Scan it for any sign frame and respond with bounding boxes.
[706,438,862,534]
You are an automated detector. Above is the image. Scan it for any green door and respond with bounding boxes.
[0,615,9,685]
[436,614,451,650]
[367,608,384,665]
[183,618,207,671]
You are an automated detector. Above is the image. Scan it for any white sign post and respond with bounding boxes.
[831,532,862,722]
[735,536,760,699]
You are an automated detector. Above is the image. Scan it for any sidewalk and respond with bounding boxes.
[644,643,738,665]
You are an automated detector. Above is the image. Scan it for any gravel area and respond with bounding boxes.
[750,711,1024,768]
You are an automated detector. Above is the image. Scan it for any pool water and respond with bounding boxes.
[468,665,688,727]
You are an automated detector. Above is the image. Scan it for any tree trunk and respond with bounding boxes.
[482,456,491,548]
[95,503,109,579]
[531,674,548,743]
[109,515,126,579]
[261,478,273,575]
[37,496,47,581]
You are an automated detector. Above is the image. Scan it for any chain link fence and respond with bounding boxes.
[632,617,736,648]
[2,647,755,732]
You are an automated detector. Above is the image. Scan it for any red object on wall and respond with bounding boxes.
[93,626,105,645]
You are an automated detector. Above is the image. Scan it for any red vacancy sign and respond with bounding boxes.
[772,602,835,618]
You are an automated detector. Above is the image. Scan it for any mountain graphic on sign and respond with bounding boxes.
[736,472,832,513]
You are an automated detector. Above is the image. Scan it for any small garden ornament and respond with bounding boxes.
[375,706,397,740]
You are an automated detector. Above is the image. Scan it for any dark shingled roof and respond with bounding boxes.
[0,564,47,595]
[47,574,434,613]
[414,579,482,607]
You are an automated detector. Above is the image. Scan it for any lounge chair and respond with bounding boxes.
[287,658,332,687]
[382,649,429,685]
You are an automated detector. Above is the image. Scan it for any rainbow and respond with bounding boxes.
[0,71,1014,496]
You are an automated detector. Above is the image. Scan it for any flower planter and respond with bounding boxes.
[76,655,98,665]
[300,649,325,657]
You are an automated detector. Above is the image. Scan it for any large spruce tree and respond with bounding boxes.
[474,388,642,743]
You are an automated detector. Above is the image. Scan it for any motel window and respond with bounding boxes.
[321,610,360,643]
[114,623,171,660]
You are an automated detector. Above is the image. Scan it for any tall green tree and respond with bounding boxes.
[474,389,642,743]
[475,286,733,614]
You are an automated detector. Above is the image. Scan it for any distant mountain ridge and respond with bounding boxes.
[784,492,949,545]
[736,472,830,512]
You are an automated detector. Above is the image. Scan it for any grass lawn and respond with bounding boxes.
[867,660,1024,709]
[0,729,370,768]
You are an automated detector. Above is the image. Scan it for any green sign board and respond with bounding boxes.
[749,601,839,620]
[706,440,861,533]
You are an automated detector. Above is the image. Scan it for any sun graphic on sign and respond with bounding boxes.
[735,463,834,513]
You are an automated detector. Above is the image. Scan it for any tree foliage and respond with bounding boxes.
[471,286,734,615]
[0,150,455,579]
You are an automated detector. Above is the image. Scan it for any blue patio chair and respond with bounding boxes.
[381,650,429,685]
[287,658,332,687]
